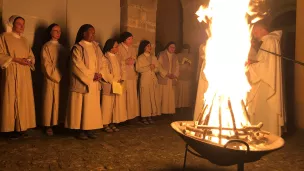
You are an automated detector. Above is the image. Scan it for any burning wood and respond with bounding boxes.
[186,0,274,148]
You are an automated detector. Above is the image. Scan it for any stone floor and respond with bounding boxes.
[0,108,303,171]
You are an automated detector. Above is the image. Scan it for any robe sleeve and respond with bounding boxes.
[136,56,150,73]
[96,46,104,74]
[247,38,278,98]
[157,54,169,78]
[28,47,35,71]
[120,61,126,80]
[174,59,180,78]
[0,36,14,69]
[71,46,94,86]
[41,45,61,83]
[154,56,168,78]
[100,57,114,84]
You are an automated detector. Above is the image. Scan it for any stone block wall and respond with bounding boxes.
[121,0,157,55]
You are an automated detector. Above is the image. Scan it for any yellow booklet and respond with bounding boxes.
[112,81,123,95]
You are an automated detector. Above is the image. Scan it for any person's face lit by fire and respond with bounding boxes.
[51,25,61,41]
[13,18,25,34]
[111,42,119,54]
[145,43,152,53]
[167,44,176,54]
[124,36,133,47]
[252,25,268,41]
[83,27,95,42]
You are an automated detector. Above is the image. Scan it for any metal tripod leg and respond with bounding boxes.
[183,144,189,171]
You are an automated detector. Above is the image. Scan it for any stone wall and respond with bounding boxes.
[156,0,183,54]
[121,0,157,54]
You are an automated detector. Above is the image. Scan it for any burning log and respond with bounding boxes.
[241,100,251,121]
[218,97,223,144]
[228,99,239,138]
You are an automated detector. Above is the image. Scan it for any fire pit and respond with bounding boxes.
[171,121,284,171]
[171,0,285,170]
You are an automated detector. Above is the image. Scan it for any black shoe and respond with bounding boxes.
[8,132,21,140]
[77,131,88,140]
[20,131,29,138]
[87,131,97,139]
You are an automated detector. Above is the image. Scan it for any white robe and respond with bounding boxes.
[158,51,179,114]
[246,30,286,136]
[101,52,127,125]
[65,41,103,130]
[136,53,167,117]
[176,52,194,108]
[117,43,139,120]
[0,32,36,132]
[41,40,66,127]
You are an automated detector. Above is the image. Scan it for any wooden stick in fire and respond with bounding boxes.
[203,94,216,139]
[195,104,208,137]
[241,100,251,121]
[218,97,222,144]
[228,99,239,138]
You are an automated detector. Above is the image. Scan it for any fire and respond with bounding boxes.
[195,0,253,145]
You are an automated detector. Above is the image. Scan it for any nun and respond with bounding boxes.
[117,32,139,121]
[136,40,168,124]
[65,24,103,140]
[157,41,179,114]
[101,39,127,132]
[41,23,68,136]
[0,15,36,139]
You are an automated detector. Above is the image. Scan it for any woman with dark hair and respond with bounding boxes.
[65,24,103,140]
[101,39,127,132]
[117,32,139,121]
[41,23,67,136]
[0,15,36,139]
[136,40,167,124]
[157,41,179,114]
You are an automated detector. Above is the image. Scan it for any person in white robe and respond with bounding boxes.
[65,24,103,140]
[176,44,195,108]
[193,43,209,120]
[136,40,168,124]
[0,15,36,139]
[246,20,286,136]
[101,39,127,132]
[157,42,179,114]
[117,32,139,121]
[41,23,67,136]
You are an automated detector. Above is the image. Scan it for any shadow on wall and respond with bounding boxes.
[31,23,48,125]
[0,17,5,34]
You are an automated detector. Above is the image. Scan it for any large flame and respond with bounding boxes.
[195,0,253,144]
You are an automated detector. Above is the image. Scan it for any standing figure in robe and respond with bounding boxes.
[0,15,36,139]
[65,24,103,140]
[193,43,208,120]
[117,32,139,121]
[176,44,194,108]
[246,20,286,136]
[41,23,67,136]
[136,40,168,124]
[157,42,179,114]
[101,39,127,132]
